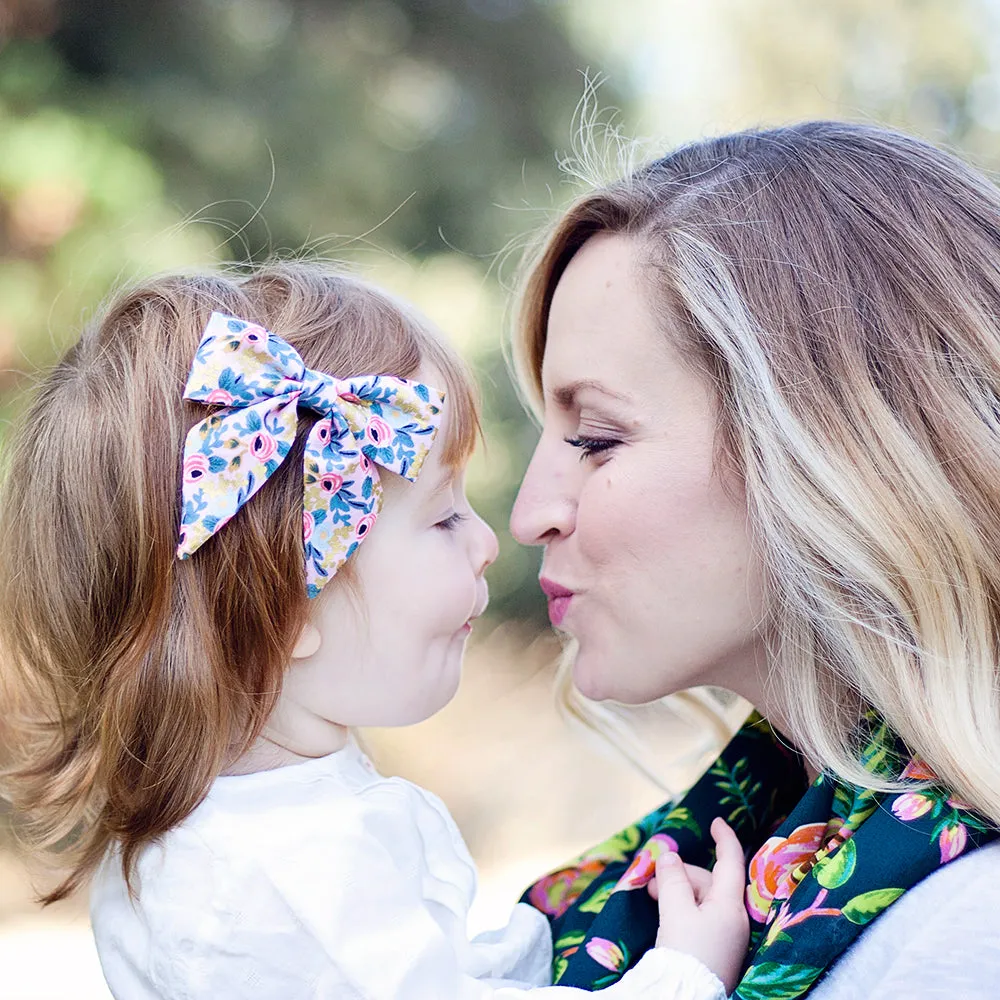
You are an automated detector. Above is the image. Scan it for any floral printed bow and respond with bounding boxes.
[177,312,445,596]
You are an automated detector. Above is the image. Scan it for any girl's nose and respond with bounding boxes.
[473,513,499,575]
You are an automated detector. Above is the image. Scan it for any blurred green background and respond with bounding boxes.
[4,1,1000,996]
[3,0,1000,626]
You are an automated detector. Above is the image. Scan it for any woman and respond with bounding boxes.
[509,121,1000,998]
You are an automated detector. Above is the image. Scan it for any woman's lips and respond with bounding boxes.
[539,577,574,627]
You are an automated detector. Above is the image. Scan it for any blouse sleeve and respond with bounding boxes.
[173,822,726,1000]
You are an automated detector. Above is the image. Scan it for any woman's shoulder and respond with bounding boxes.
[811,840,1000,999]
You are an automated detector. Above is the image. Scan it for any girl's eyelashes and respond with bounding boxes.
[435,511,469,531]
[564,435,622,460]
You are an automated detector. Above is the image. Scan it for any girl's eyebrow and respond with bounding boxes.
[551,379,631,408]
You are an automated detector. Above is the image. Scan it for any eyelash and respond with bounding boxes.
[436,512,469,531]
[564,435,621,459]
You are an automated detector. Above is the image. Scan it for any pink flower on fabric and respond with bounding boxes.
[939,823,968,863]
[318,473,343,495]
[250,431,277,461]
[239,323,267,346]
[746,822,827,923]
[339,391,363,404]
[366,416,393,448]
[315,419,333,448]
[527,864,604,919]
[891,793,934,822]
[616,833,679,891]
[183,453,210,483]
[359,452,373,473]
[205,388,234,405]
[303,510,314,542]
[585,938,625,972]
[355,513,377,540]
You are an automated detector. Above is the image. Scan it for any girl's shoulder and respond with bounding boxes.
[812,840,1000,998]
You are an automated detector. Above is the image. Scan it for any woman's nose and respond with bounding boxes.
[510,441,575,546]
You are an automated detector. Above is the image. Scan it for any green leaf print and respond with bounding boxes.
[842,887,905,925]
[814,837,856,889]
[710,757,764,825]
[658,805,703,837]
[554,931,586,950]
[578,882,616,914]
[736,962,824,1000]
[553,957,568,984]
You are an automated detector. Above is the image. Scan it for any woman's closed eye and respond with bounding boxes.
[564,435,622,460]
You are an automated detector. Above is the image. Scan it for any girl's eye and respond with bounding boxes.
[435,512,469,531]
[564,436,621,460]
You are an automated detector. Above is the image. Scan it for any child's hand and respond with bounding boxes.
[649,816,750,995]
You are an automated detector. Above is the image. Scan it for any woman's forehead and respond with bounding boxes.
[541,235,679,404]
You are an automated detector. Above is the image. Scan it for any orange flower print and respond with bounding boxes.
[746,822,827,923]
[899,756,936,782]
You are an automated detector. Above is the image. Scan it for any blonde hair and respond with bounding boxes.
[0,261,479,902]
[515,121,1000,823]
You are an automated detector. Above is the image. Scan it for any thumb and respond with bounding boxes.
[654,851,697,919]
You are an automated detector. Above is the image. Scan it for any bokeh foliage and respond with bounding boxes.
[5,0,1000,625]
[0,0,626,624]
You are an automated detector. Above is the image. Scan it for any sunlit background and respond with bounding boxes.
[2,1,1000,996]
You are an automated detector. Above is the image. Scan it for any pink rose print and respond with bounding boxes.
[746,822,827,923]
[251,431,277,461]
[617,833,679,891]
[205,388,234,406]
[240,323,267,346]
[891,793,934,822]
[355,512,377,540]
[315,419,332,448]
[339,391,363,404]
[318,473,343,495]
[938,823,968,863]
[366,416,393,448]
[183,453,209,483]
[585,938,625,972]
[359,452,373,473]
[303,510,314,542]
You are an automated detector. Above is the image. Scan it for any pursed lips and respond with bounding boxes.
[538,576,574,627]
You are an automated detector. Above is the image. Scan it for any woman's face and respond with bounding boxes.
[510,233,768,705]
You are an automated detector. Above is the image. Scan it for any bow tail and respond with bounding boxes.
[177,395,299,558]
[302,417,382,597]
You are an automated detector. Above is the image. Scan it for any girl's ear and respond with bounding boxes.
[291,622,322,659]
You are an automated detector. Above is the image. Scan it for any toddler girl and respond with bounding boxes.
[0,263,747,998]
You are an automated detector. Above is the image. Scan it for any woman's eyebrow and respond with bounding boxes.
[552,379,631,408]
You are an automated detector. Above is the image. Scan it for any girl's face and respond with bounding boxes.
[510,234,769,706]
[268,385,498,756]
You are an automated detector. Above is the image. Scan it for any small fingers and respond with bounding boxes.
[648,863,711,902]
[654,851,697,917]
[707,817,748,902]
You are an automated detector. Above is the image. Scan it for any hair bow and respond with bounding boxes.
[177,312,445,596]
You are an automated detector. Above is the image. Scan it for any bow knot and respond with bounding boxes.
[177,312,445,596]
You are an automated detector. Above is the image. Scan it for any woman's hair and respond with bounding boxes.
[515,120,1000,824]
[0,261,479,902]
